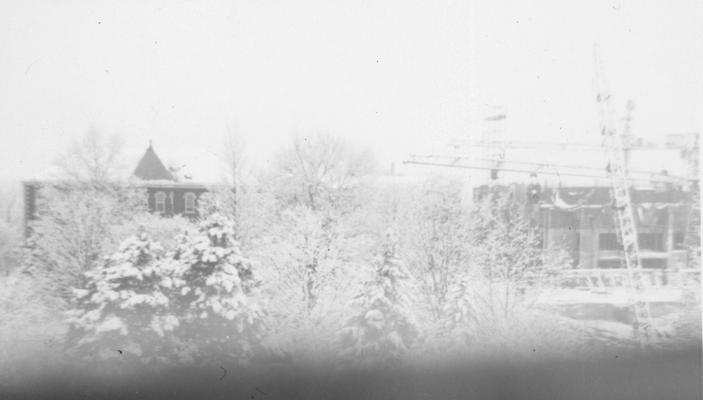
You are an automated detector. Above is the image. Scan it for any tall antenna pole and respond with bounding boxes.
[482,105,507,182]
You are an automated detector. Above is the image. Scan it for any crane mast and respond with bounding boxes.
[593,46,654,347]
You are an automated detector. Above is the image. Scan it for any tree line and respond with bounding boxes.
[3,129,681,377]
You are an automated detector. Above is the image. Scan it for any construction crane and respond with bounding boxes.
[404,154,689,185]
[683,133,700,266]
[621,99,635,175]
[593,46,654,348]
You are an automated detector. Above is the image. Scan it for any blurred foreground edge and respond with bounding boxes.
[2,345,701,400]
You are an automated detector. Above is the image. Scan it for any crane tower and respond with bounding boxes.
[593,46,654,347]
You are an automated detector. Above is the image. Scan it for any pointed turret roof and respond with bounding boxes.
[133,142,175,181]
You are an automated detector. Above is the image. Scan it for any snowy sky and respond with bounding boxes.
[0,0,700,182]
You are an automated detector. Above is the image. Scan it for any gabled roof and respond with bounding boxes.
[132,144,175,181]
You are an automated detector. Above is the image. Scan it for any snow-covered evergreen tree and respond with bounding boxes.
[66,231,179,364]
[337,230,420,369]
[437,274,479,353]
[169,212,265,365]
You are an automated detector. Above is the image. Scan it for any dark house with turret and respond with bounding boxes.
[130,144,209,217]
[23,144,209,237]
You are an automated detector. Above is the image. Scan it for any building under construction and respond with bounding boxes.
[407,131,700,275]
[504,182,694,271]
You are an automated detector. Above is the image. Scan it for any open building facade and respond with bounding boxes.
[469,132,700,274]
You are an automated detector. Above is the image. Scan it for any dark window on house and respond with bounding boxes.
[599,233,620,250]
[638,233,664,251]
[155,191,166,214]
[184,192,196,215]
[673,232,686,250]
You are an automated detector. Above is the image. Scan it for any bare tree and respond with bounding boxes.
[271,134,377,310]
[26,127,141,300]
[273,132,377,212]
[218,125,248,228]
[54,128,125,182]
[0,184,20,225]
[223,124,248,191]
[0,185,20,276]
[243,133,378,360]
[23,183,147,301]
[428,186,572,356]
[397,177,470,322]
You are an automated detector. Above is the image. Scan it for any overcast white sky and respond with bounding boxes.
[0,0,700,182]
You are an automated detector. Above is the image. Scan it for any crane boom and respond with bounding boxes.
[593,46,654,347]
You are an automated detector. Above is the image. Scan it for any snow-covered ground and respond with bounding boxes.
[536,287,685,306]
[534,285,700,348]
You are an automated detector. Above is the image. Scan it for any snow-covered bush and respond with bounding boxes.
[337,231,420,369]
[169,212,266,365]
[66,231,178,365]
[0,219,21,276]
[0,270,66,382]
[111,212,194,252]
